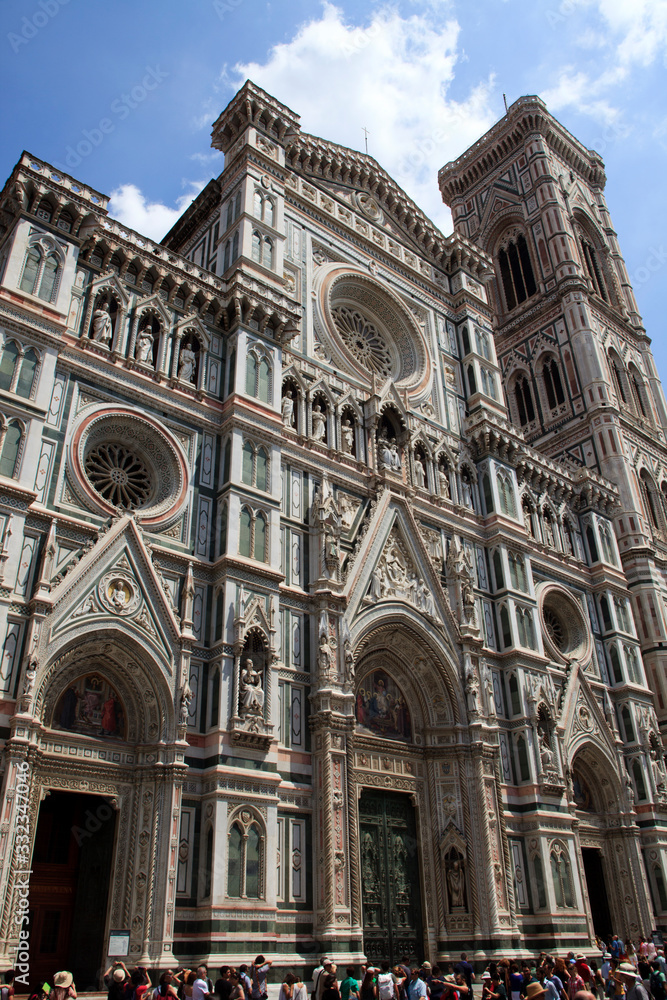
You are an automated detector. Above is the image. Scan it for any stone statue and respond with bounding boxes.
[282,391,295,427]
[240,658,264,715]
[317,632,334,683]
[461,478,473,508]
[179,681,193,725]
[92,301,113,344]
[447,857,465,908]
[111,580,128,609]
[465,665,480,714]
[482,661,496,718]
[21,659,37,710]
[136,326,155,364]
[539,730,554,770]
[651,748,666,794]
[439,467,450,498]
[312,404,326,442]
[389,440,402,471]
[414,455,426,489]
[418,578,436,617]
[178,341,196,382]
[341,418,354,455]
[344,639,355,686]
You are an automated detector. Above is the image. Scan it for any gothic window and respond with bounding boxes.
[223,231,239,272]
[461,326,471,356]
[639,471,661,532]
[625,645,641,684]
[579,235,609,301]
[632,759,647,801]
[541,357,565,410]
[599,522,617,565]
[253,190,275,227]
[227,812,264,899]
[599,595,612,632]
[481,367,497,399]
[0,418,24,479]
[614,597,630,632]
[497,473,516,517]
[242,441,269,492]
[498,233,537,311]
[508,552,527,591]
[466,364,477,395]
[0,341,19,392]
[493,550,505,590]
[550,841,574,907]
[476,327,491,360]
[252,230,274,269]
[516,606,535,649]
[245,351,271,404]
[482,473,493,514]
[225,189,242,230]
[628,364,650,420]
[608,350,628,405]
[500,605,512,648]
[532,853,547,909]
[508,673,521,715]
[20,247,61,302]
[654,866,667,911]
[621,706,635,743]
[609,643,623,684]
[516,734,530,782]
[239,507,268,563]
[586,524,599,562]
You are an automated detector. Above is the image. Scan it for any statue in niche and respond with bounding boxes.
[136,326,155,364]
[418,578,436,617]
[317,632,334,684]
[178,340,196,382]
[651,747,666,794]
[414,455,426,489]
[482,660,496,718]
[446,855,466,909]
[312,403,326,442]
[344,639,355,686]
[240,658,264,715]
[341,418,354,455]
[179,681,193,726]
[523,505,534,536]
[538,729,554,771]
[379,433,393,470]
[389,440,402,471]
[282,390,295,427]
[439,467,450,498]
[92,301,113,344]
[461,477,473,508]
[543,515,555,548]
[465,663,480,714]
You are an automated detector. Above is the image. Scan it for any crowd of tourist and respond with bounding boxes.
[5,937,667,1000]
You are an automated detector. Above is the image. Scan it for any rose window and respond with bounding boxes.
[543,608,565,651]
[84,444,152,509]
[332,305,392,378]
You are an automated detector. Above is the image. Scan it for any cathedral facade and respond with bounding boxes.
[0,81,666,987]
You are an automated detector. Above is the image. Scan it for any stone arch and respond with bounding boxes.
[567,741,625,813]
[350,613,463,733]
[34,632,175,745]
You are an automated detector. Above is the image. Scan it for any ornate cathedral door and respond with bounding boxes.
[358,789,423,964]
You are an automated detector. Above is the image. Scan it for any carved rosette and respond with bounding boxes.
[98,572,141,616]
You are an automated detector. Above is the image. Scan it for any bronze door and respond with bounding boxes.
[359,789,423,964]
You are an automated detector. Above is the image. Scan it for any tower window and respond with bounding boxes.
[580,236,608,301]
[498,234,537,311]
[514,374,535,426]
[542,358,565,410]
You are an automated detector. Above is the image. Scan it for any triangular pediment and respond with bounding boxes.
[343,493,460,657]
[559,660,619,761]
[41,516,182,674]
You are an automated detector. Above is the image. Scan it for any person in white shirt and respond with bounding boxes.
[193,968,214,1000]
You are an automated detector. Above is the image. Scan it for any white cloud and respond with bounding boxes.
[107,181,206,241]
[231,3,497,232]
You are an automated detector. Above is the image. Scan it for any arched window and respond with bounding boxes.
[586,525,599,562]
[550,842,574,907]
[253,190,274,227]
[252,230,273,269]
[242,441,254,485]
[514,374,536,427]
[639,471,661,532]
[625,645,641,685]
[493,550,504,590]
[629,364,649,419]
[476,327,491,360]
[579,235,608,301]
[497,473,516,517]
[20,249,41,295]
[542,357,565,410]
[256,448,268,492]
[622,706,635,743]
[498,233,537,311]
[508,552,527,591]
[210,668,220,729]
[461,326,471,356]
[614,597,630,632]
[632,759,647,801]
[227,814,264,899]
[599,522,617,565]
[532,853,547,909]
[239,507,268,563]
[239,507,252,558]
[254,511,267,562]
[0,341,19,392]
[19,246,61,302]
[245,352,272,404]
[609,644,623,684]
[500,606,512,648]
[508,673,521,715]
[0,419,23,478]
[599,595,612,632]
[608,351,628,405]
[39,254,60,301]
[204,826,213,898]
[482,473,493,514]
[516,734,530,782]
[654,866,667,911]
[36,199,53,222]
[15,348,38,398]
[57,210,73,233]
[466,364,477,395]
[516,606,535,649]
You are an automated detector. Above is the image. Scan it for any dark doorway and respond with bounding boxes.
[359,789,423,964]
[582,847,613,940]
[29,791,117,991]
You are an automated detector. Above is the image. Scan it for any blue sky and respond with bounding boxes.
[2,0,667,372]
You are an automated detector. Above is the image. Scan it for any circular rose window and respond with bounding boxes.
[313,265,431,396]
[69,406,189,528]
[538,584,592,664]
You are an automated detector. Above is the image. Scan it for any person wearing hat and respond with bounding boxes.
[315,961,334,1000]
[53,972,76,1000]
[614,963,649,1000]
[524,985,547,1000]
